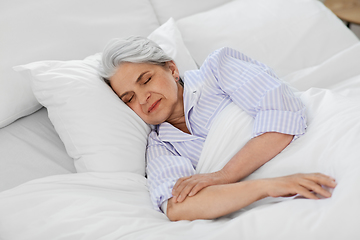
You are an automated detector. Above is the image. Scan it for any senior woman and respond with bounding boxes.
[99,36,336,221]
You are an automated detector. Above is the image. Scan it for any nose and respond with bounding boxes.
[138,91,150,105]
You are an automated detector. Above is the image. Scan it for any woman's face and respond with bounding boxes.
[109,61,182,125]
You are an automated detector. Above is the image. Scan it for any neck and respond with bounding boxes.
[166,82,190,134]
[170,116,190,134]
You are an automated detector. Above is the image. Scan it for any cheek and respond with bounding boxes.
[161,78,177,95]
[127,103,147,119]
[127,102,139,113]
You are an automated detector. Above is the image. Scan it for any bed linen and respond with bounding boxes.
[283,42,360,94]
[176,0,359,78]
[199,86,360,238]
[1,38,360,240]
[0,108,75,192]
[0,86,359,239]
[1,0,360,239]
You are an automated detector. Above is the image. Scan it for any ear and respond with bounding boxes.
[167,60,180,81]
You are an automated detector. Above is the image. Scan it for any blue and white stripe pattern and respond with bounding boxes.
[146,47,307,211]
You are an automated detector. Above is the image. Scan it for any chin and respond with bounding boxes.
[141,117,160,126]
[147,120,164,126]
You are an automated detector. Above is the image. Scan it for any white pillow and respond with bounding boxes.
[0,0,160,129]
[176,0,359,81]
[148,18,198,77]
[13,18,198,175]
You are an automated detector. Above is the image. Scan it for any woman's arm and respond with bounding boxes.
[167,173,336,221]
[172,132,293,203]
[172,48,306,203]
[221,132,293,183]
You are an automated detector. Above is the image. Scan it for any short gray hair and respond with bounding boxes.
[99,36,173,84]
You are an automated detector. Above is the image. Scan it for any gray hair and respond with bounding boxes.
[99,36,173,85]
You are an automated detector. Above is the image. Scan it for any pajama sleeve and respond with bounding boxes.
[146,131,196,212]
[202,47,307,138]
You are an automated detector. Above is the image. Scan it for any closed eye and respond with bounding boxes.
[126,95,134,103]
[121,93,134,104]
[144,77,151,84]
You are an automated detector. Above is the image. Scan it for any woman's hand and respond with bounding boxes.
[264,173,337,199]
[172,171,231,203]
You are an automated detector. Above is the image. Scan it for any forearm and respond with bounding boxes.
[171,132,294,203]
[167,180,267,221]
[221,132,293,183]
[167,173,337,221]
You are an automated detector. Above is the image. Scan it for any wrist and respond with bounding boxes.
[216,169,236,184]
[242,179,270,200]
[257,179,271,198]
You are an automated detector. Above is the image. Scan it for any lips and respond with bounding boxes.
[148,99,161,113]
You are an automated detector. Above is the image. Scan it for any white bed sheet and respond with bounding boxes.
[0,108,75,192]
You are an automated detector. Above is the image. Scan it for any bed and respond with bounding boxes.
[1,0,359,239]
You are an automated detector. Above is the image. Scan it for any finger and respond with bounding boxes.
[173,178,197,202]
[316,172,336,181]
[189,182,208,197]
[177,181,198,203]
[296,185,319,200]
[308,172,335,181]
[300,179,332,198]
[173,176,192,192]
[172,176,192,196]
[305,173,337,188]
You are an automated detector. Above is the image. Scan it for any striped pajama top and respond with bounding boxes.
[146,47,307,212]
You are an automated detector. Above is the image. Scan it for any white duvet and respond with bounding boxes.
[1,52,360,240]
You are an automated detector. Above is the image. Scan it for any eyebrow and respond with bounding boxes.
[119,71,149,100]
